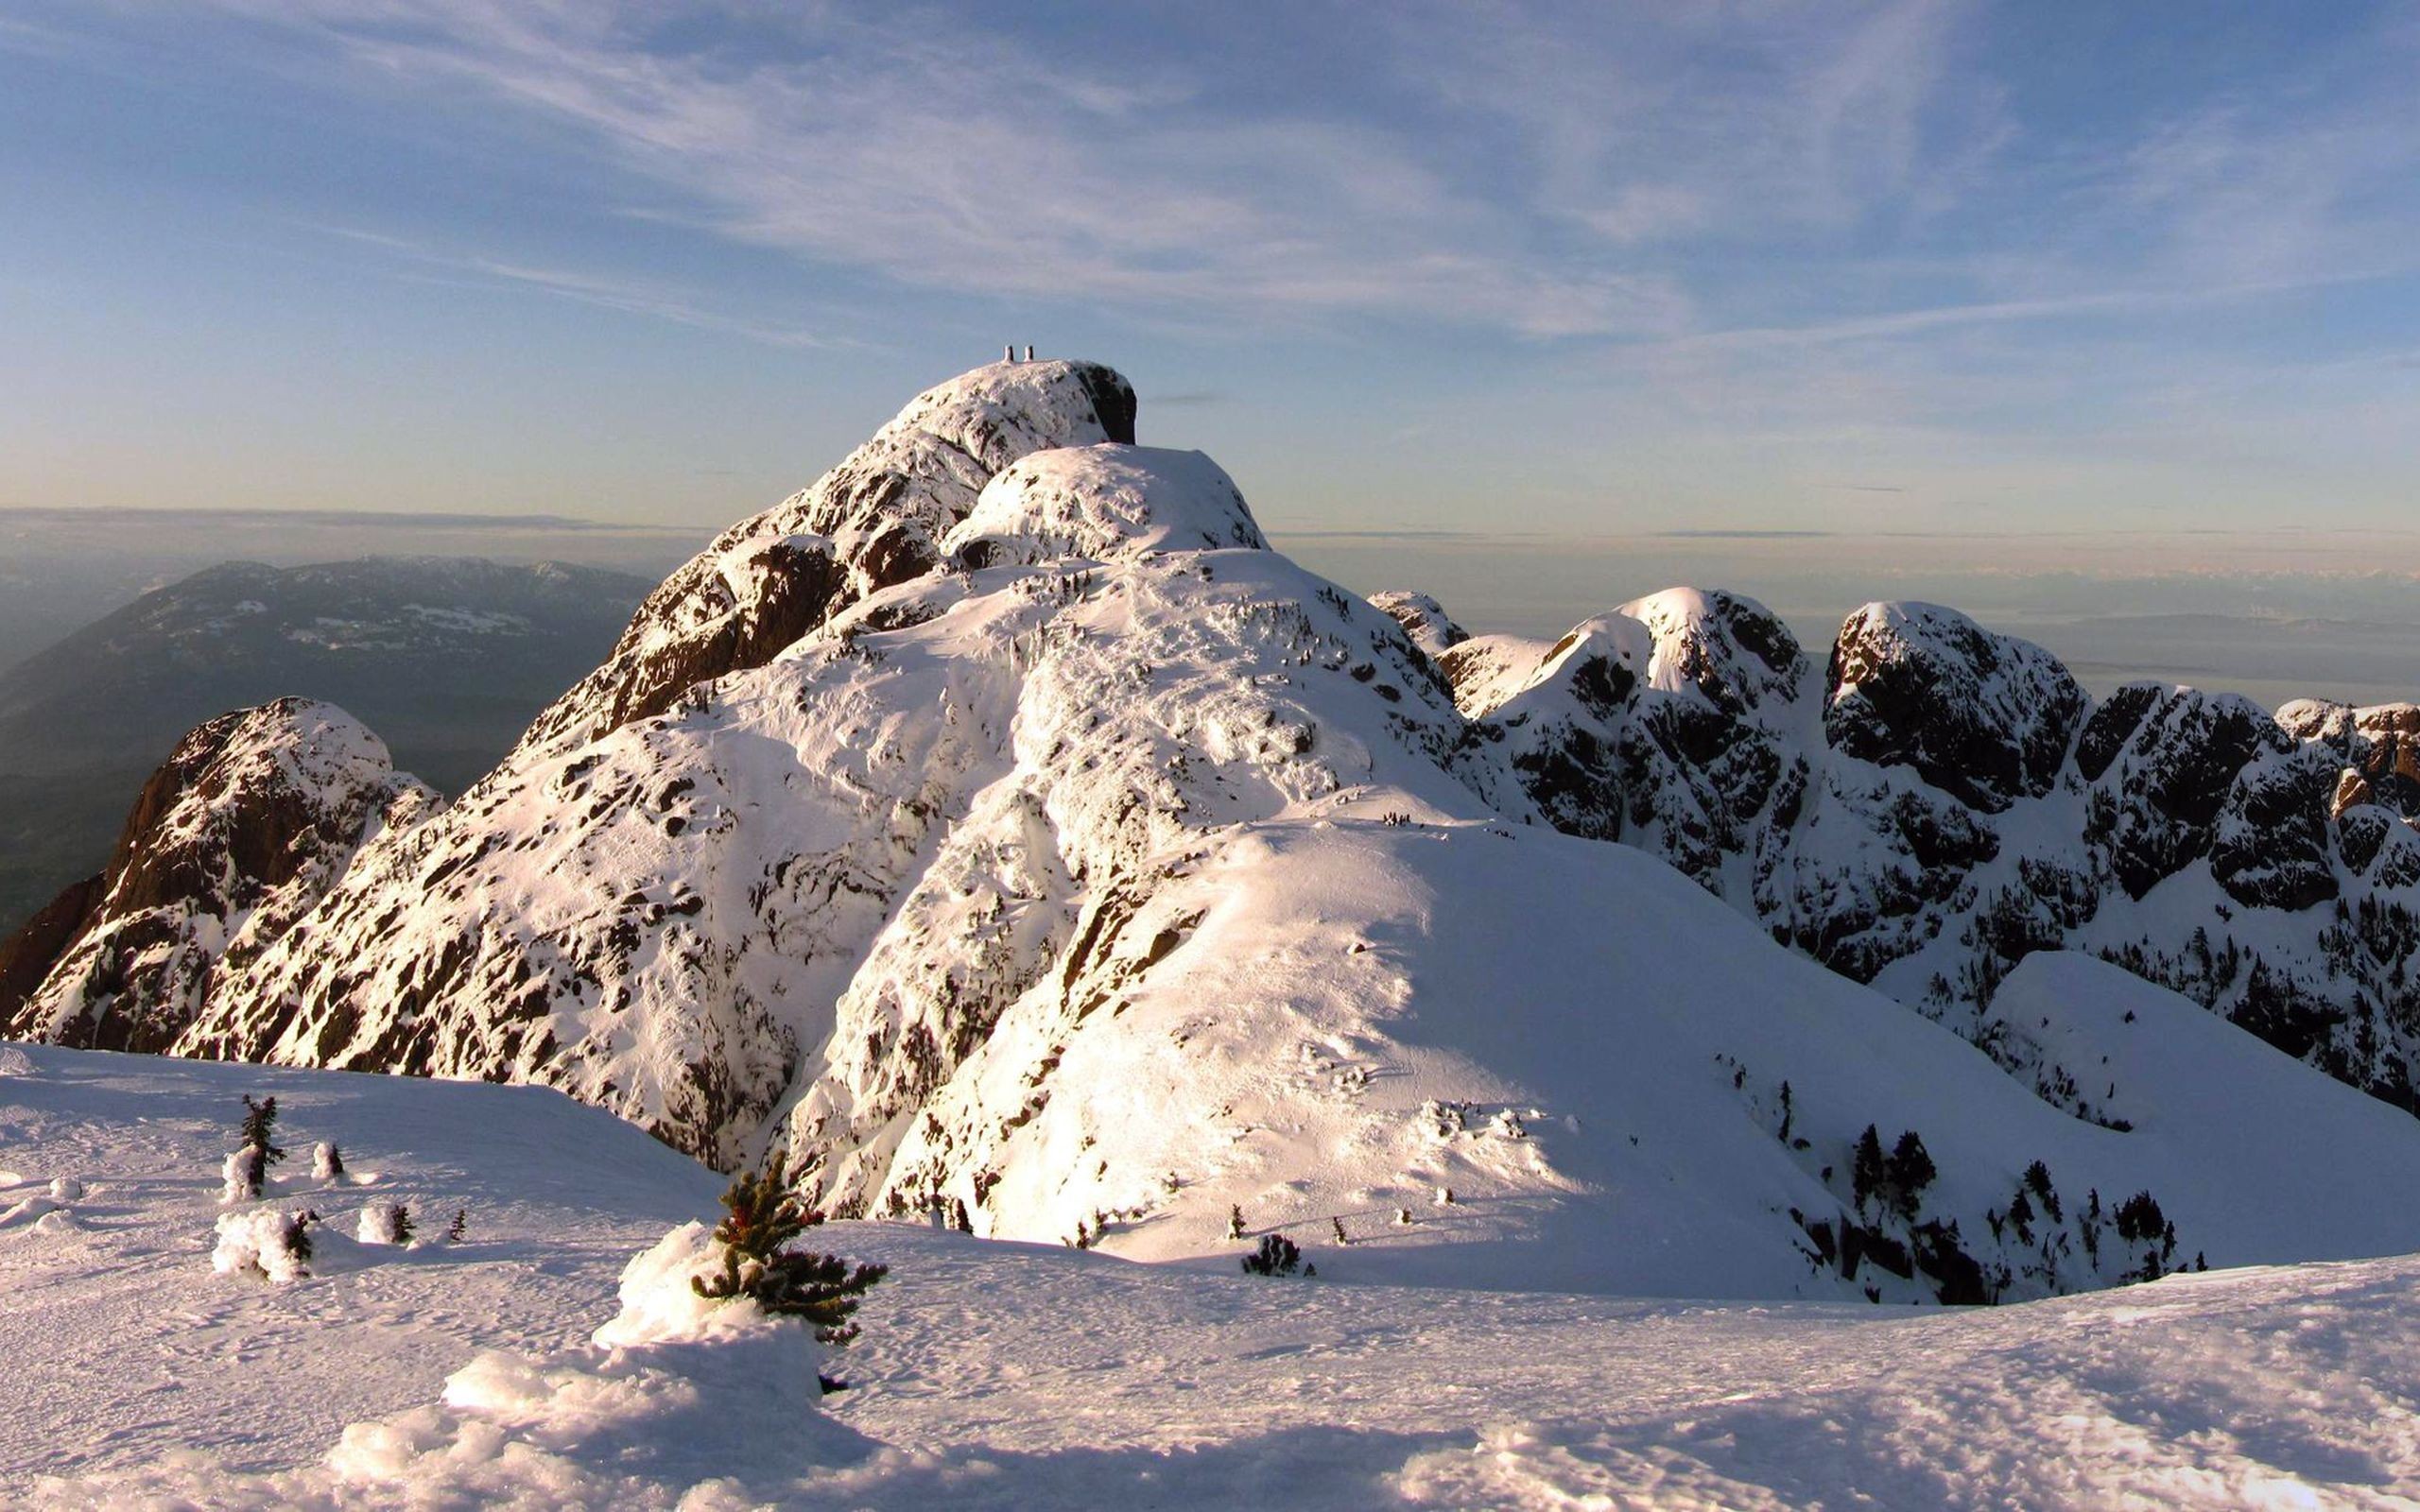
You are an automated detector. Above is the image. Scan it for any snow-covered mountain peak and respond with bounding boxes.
[512,357,1137,760]
[17,355,2420,1312]
[1616,586,1808,720]
[0,696,429,1052]
[941,443,1265,567]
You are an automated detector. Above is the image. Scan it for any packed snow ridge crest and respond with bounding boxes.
[12,355,2420,1303]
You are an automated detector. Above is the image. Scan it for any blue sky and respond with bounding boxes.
[5,1,2420,541]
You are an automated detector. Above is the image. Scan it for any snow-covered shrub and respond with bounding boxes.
[357,1200,413,1246]
[214,1208,313,1282]
[221,1147,264,1205]
[689,1153,886,1349]
[48,1177,82,1202]
[314,1142,344,1180]
[1241,1233,1302,1276]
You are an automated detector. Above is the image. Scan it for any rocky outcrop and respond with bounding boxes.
[0,698,430,1051]
[1824,602,2084,814]
[1368,591,1468,660]
[2074,686,2274,900]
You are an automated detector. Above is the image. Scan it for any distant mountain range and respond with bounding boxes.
[8,359,2420,1307]
[0,557,649,933]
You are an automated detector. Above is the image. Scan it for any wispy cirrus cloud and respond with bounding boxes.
[315,225,851,348]
[121,0,2019,340]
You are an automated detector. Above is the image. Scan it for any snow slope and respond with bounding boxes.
[0,1044,719,1487]
[9,1045,2420,1509]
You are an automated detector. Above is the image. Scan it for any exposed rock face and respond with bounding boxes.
[2073,687,2274,901]
[0,698,430,1052]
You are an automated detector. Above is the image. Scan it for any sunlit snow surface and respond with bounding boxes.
[4,1046,2415,1509]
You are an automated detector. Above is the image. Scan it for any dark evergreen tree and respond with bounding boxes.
[393,1204,416,1246]
[446,1208,468,1243]
[1227,1204,1246,1241]
[2006,1187,2036,1246]
[2113,1191,2165,1245]
[239,1095,287,1170]
[1851,1125,1887,1212]
[1886,1131,1936,1219]
[692,1151,888,1348]
[279,1210,314,1270]
[1241,1233,1303,1276]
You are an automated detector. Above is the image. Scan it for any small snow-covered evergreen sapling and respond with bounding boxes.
[446,1207,468,1243]
[222,1094,289,1202]
[314,1142,344,1180]
[358,1200,414,1245]
[692,1151,887,1347]
[213,1207,315,1281]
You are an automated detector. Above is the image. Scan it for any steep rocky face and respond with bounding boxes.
[2073,686,2274,901]
[0,698,430,1052]
[1450,590,1809,898]
[1368,591,1468,660]
[512,359,1135,761]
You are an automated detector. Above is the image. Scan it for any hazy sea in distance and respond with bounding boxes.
[1278,529,2420,713]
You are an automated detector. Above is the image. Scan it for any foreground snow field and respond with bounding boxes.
[5,1046,2417,1508]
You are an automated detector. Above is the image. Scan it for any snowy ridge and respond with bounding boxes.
[11,358,2420,1309]
[942,443,1264,566]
